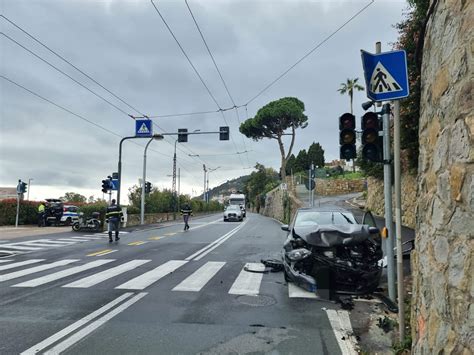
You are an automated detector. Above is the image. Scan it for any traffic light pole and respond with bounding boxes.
[382,103,396,302]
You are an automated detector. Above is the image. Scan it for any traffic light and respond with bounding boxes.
[361,112,383,162]
[101,179,110,193]
[178,128,188,143]
[21,182,27,193]
[219,126,229,141]
[145,181,152,194]
[339,113,356,160]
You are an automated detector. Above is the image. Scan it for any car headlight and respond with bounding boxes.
[286,248,312,261]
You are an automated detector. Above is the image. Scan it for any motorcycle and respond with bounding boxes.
[72,212,102,232]
[282,224,383,299]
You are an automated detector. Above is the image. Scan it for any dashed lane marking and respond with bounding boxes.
[127,241,148,246]
[148,236,163,241]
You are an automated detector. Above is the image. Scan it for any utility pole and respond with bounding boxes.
[203,164,207,202]
[177,168,181,213]
[172,139,178,217]
[141,135,163,225]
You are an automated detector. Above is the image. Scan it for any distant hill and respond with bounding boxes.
[205,175,250,199]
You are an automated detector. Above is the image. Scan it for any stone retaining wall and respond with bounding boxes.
[365,174,417,229]
[315,178,365,196]
[126,211,215,227]
[412,0,473,353]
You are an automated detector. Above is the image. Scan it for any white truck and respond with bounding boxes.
[228,193,246,217]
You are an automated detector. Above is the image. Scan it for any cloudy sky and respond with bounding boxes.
[0,0,407,202]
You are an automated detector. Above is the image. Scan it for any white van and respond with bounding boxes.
[229,193,246,217]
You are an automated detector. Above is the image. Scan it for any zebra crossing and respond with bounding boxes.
[0,232,129,256]
[0,257,316,298]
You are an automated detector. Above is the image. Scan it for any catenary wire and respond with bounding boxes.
[185,0,250,166]
[244,0,375,106]
[0,16,236,178]
[149,0,245,170]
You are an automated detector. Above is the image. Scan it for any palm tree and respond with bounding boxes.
[337,78,365,114]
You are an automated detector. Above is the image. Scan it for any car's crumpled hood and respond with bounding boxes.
[293,224,372,247]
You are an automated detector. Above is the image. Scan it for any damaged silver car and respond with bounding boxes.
[281,207,382,299]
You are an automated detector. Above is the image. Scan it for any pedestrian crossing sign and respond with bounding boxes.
[361,49,409,102]
[135,119,153,137]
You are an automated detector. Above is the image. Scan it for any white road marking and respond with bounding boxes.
[288,283,319,299]
[194,222,246,261]
[0,259,14,263]
[12,259,114,287]
[173,261,226,292]
[0,250,21,255]
[116,260,188,290]
[0,259,44,271]
[20,292,135,355]
[43,292,147,355]
[32,239,77,245]
[325,309,358,355]
[19,242,66,248]
[57,238,83,242]
[71,236,101,241]
[0,260,78,283]
[228,262,264,296]
[63,259,151,288]
[0,245,44,251]
[185,221,246,261]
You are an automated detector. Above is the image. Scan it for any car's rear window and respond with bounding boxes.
[294,211,356,226]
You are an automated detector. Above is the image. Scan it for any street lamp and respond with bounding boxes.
[141,134,164,225]
[27,178,33,201]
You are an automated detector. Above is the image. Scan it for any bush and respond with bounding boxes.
[0,199,39,226]
[78,202,108,221]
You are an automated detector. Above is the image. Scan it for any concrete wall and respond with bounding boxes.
[126,211,216,227]
[365,174,417,229]
[315,178,365,196]
[412,0,473,353]
[259,180,304,224]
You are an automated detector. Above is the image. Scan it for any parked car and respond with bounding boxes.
[223,205,243,222]
[281,206,382,299]
[44,199,79,226]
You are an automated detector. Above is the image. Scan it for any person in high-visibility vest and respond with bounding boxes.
[105,199,123,242]
[37,202,45,227]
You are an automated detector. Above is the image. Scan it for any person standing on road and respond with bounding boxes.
[180,203,193,231]
[105,199,123,242]
[37,202,45,227]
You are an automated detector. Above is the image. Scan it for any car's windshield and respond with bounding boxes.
[229,199,244,205]
[294,211,357,226]
[226,205,239,211]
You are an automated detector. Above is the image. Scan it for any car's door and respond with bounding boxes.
[362,210,378,228]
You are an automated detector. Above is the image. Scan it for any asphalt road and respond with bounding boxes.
[0,213,355,355]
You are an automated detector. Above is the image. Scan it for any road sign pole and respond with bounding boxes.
[308,168,311,207]
[15,193,20,228]
[393,100,405,339]
[382,103,396,302]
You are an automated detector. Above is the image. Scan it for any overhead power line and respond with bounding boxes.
[244,0,375,106]
[0,20,225,176]
[185,0,250,166]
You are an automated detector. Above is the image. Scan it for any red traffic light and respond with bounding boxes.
[339,113,355,130]
[361,112,379,130]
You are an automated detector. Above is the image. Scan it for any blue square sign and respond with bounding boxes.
[361,49,409,102]
[135,119,153,137]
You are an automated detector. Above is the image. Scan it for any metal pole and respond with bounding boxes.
[311,163,314,207]
[206,173,209,203]
[117,136,133,205]
[382,102,396,301]
[393,100,405,339]
[172,139,177,218]
[27,178,32,201]
[177,168,181,213]
[203,165,207,201]
[308,168,311,207]
[15,193,20,228]
[141,137,154,225]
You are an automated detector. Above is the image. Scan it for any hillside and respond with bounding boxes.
[205,175,249,199]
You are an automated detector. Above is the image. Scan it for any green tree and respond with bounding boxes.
[337,78,364,114]
[285,154,296,175]
[295,149,309,172]
[60,192,87,203]
[239,97,308,180]
[393,0,430,171]
[307,142,325,168]
[244,163,279,210]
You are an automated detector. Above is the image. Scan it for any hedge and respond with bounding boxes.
[0,199,40,226]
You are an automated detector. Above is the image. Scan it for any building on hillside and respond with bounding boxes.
[0,187,20,201]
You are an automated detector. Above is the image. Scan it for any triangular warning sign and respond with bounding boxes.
[370,62,403,94]
[138,123,150,134]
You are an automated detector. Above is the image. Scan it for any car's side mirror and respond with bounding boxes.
[369,226,380,234]
[281,224,290,232]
